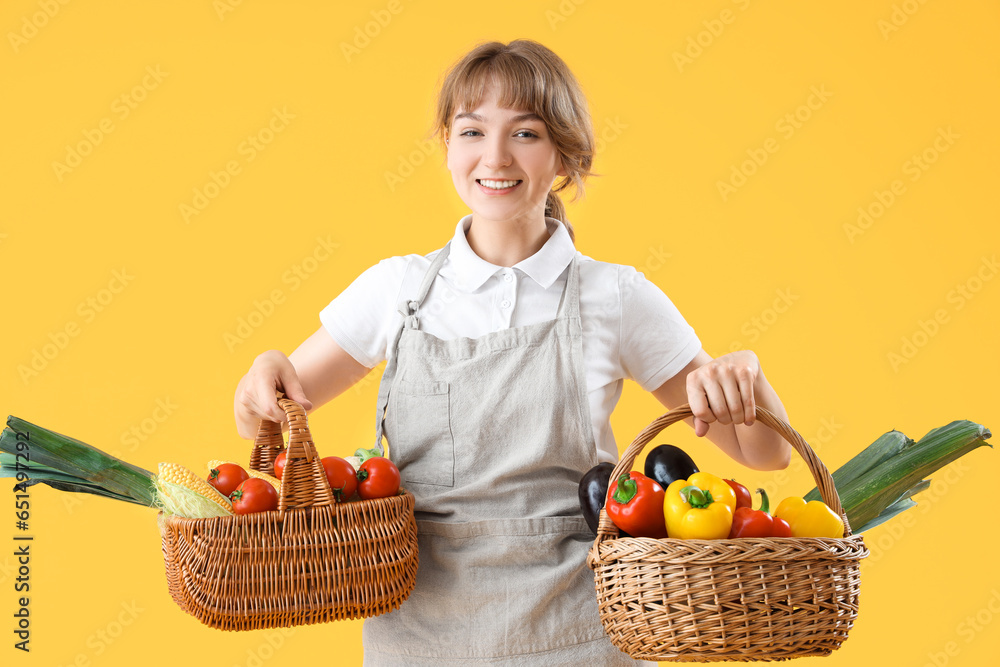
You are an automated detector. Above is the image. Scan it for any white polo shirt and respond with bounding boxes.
[320,215,702,463]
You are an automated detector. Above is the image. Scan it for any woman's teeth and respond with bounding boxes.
[478,179,521,189]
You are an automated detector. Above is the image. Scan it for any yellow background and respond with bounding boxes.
[2,1,998,665]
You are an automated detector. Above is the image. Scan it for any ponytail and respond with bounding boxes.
[545,191,575,242]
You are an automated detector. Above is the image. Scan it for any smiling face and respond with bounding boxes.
[446,85,566,231]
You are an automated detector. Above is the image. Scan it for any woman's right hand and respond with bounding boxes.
[234,350,314,439]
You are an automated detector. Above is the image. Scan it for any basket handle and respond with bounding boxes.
[595,403,850,544]
[251,395,334,511]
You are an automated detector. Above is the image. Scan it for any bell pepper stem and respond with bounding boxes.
[680,485,714,508]
[756,488,771,514]
[612,474,638,504]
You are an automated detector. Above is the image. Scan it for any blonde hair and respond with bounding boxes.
[432,40,596,241]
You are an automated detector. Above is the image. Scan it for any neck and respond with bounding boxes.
[466,213,550,267]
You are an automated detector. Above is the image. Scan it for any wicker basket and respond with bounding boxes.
[158,397,419,631]
[587,404,868,662]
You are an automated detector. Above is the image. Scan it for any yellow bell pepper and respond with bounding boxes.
[773,496,845,538]
[664,472,737,539]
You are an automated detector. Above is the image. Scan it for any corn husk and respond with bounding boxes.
[154,478,233,518]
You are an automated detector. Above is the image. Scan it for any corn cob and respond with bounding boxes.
[207,459,281,491]
[155,462,233,518]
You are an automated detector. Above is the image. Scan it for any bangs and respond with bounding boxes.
[447,53,549,123]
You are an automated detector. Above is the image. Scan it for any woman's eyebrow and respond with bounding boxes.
[453,111,543,123]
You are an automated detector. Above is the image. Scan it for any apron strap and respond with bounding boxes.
[399,243,452,331]
[373,244,580,454]
[373,243,452,452]
[555,254,581,320]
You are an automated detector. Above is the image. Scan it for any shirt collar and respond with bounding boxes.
[448,214,576,292]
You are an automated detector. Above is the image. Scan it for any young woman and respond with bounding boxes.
[234,39,791,665]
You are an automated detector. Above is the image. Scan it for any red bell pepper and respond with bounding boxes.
[728,488,792,538]
[725,478,753,511]
[606,472,667,538]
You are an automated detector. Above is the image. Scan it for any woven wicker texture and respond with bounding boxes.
[159,397,419,631]
[587,404,868,662]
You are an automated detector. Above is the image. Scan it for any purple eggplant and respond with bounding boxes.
[643,444,698,490]
[578,462,615,536]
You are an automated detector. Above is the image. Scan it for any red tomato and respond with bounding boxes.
[230,478,279,515]
[273,451,287,480]
[208,463,249,498]
[322,456,358,502]
[357,457,401,500]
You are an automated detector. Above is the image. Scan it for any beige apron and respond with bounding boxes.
[363,242,650,665]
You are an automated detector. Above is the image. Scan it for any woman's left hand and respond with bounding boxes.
[685,350,760,437]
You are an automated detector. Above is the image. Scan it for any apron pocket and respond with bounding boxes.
[388,379,455,487]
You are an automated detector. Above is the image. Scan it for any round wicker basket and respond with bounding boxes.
[158,397,418,631]
[587,404,868,662]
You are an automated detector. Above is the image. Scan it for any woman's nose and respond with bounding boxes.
[482,137,512,169]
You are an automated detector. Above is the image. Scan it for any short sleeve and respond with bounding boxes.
[618,265,702,391]
[319,257,410,368]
